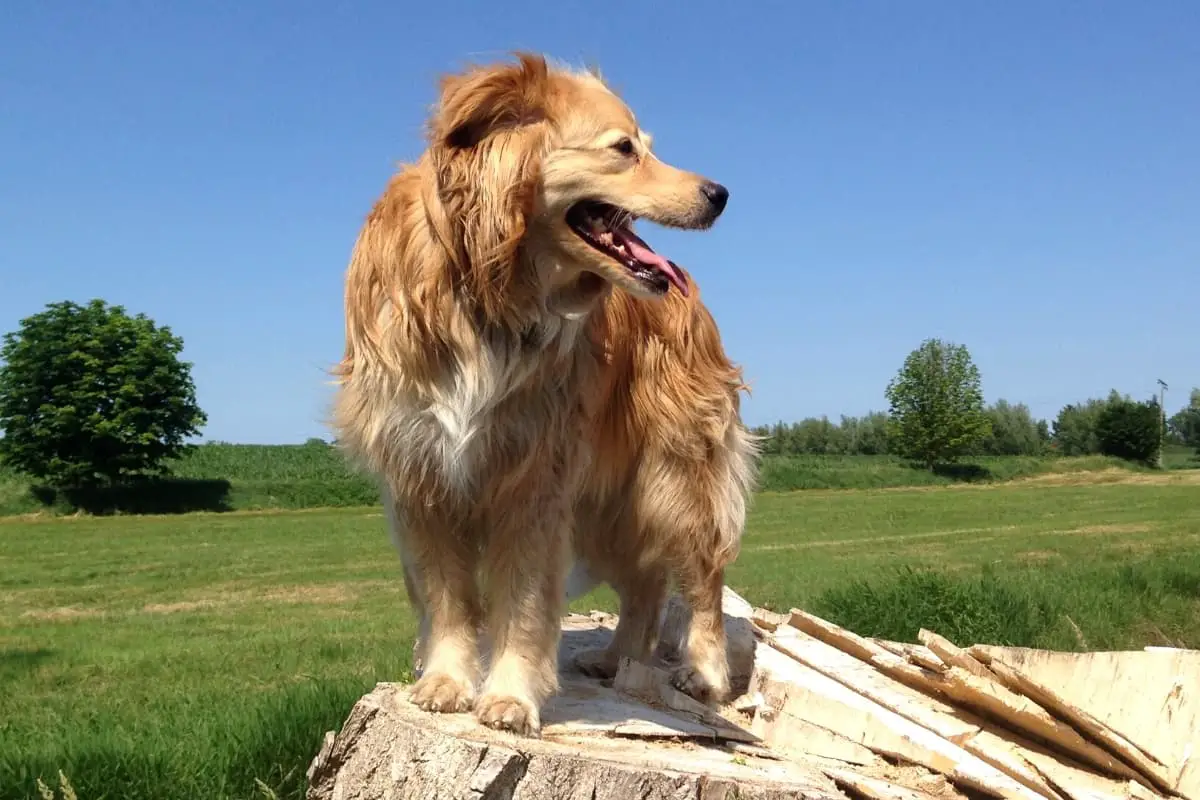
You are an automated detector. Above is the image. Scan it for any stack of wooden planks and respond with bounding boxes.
[306,588,1198,800]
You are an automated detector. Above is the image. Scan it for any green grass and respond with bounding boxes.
[4,441,1192,516]
[3,476,1200,799]
[1164,443,1200,470]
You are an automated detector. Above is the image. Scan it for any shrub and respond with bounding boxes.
[1095,396,1162,465]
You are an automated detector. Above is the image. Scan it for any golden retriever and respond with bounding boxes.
[330,52,758,737]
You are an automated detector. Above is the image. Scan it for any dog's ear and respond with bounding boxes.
[433,52,551,149]
[428,53,551,323]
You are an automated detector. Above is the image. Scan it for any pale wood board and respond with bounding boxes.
[787,610,1144,784]
[750,637,1048,800]
[971,645,1200,800]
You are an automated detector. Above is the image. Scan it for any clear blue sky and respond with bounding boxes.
[2,2,1197,444]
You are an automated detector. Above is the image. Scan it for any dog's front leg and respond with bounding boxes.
[383,485,432,677]
[399,507,483,715]
[474,471,573,737]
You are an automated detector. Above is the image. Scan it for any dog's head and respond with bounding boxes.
[427,53,728,320]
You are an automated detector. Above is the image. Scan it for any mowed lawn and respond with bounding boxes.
[2,474,1199,800]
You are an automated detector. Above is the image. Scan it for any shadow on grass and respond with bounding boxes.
[931,462,994,483]
[0,648,55,683]
[30,478,233,515]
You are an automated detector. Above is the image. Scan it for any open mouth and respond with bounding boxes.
[565,201,688,296]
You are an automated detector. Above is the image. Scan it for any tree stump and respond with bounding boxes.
[306,613,846,800]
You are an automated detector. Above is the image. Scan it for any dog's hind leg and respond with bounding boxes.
[573,566,668,679]
[646,423,757,706]
[668,554,732,705]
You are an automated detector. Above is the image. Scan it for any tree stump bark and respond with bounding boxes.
[306,614,846,800]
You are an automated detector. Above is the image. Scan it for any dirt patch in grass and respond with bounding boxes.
[142,600,217,614]
[260,584,358,605]
[136,581,383,615]
[750,525,1017,552]
[821,467,1200,495]
[21,606,107,622]
[1010,468,1200,488]
[1065,523,1154,535]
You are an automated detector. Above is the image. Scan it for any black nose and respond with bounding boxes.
[700,181,729,215]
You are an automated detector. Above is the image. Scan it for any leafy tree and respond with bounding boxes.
[980,399,1046,456]
[884,338,991,469]
[0,299,207,487]
[751,411,892,456]
[1094,395,1162,465]
[1168,388,1200,449]
[839,412,891,455]
[1051,391,1123,456]
[793,416,846,454]
[1035,419,1051,448]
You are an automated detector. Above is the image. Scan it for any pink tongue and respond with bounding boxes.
[613,226,688,296]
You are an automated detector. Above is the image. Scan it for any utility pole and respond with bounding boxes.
[1157,379,1168,468]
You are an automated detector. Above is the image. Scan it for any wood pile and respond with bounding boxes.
[306,588,1198,800]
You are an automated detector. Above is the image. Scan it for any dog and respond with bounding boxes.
[330,53,758,737]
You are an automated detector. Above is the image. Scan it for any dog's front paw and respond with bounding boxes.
[572,647,619,680]
[475,693,541,737]
[671,663,730,707]
[408,671,475,714]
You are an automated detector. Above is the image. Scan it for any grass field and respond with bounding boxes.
[3,470,1200,799]
[2,441,1196,516]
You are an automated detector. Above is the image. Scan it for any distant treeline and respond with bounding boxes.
[752,390,1200,458]
[751,400,1049,457]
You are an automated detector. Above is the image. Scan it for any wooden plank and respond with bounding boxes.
[970,645,1200,800]
[787,611,1146,785]
[769,626,1066,800]
[751,707,881,766]
[824,767,943,800]
[750,639,1050,800]
[874,639,949,673]
[981,656,1176,797]
[920,629,998,681]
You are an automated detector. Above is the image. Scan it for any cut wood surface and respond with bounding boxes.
[305,674,845,799]
[307,588,1199,800]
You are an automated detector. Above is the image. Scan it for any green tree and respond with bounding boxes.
[0,299,207,487]
[980,399,1046,456]
[884,338,991,469]
[1095,395,1163,465]
[793,416,846,454]
[1051,391,1124,456]
[840,412,890,455]
[1168,388,1200,449]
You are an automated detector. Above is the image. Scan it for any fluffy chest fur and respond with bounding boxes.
[343,314,591,501]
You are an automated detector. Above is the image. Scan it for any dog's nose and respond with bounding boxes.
[700,181,729,215]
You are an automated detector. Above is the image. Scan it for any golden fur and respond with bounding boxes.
[330,53,758,736]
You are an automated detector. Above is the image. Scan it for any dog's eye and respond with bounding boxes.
[611,137,635,156]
